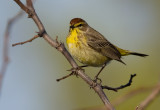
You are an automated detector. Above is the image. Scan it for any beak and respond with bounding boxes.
[70,25,74,29]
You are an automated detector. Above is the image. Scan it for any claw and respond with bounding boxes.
[90,82,97,88]
[67,66,85,72]
[90,77,102,88]
[93,76,102,84]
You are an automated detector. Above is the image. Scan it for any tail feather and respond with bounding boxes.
[129,52,148,57]
[114,45,148,57]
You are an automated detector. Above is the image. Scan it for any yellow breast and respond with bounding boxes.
[66,29,109,66]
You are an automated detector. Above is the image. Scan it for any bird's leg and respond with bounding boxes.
[80,65,88,68]
[93,63,107,84]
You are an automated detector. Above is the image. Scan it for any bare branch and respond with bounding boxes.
[77,86,153,110]
[136,82,160,110]
[112,87,153,106]
[13,0,115,109]
[0,10,23,92]
[12,34,39,46]
[56,72,74,82]
[102,74,136,92]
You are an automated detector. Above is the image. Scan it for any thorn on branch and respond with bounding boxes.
[55,36,60,45]
[55,36,62,49]
[56,36,58,43]
[102,74,136,92]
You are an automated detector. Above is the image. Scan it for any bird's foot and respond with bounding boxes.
[67,66,85,77]
[90,76,102,88]
[57,66,86,82]
[93,76,102,84]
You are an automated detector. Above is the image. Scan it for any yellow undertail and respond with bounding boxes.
[115,46,148,57]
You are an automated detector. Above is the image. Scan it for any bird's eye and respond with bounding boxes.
[77,24,83,27]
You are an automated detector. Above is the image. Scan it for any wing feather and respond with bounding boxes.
[85,27,125,64]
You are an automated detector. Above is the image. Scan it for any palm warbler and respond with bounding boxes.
[66,18,148,80]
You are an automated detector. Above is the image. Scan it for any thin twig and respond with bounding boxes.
[13,0,115,109]
[56,66,85,81]
[12,34,39,46]
[136,82,160,110]
[56,72,74,82]
[0,10,23,93]
[112,87,153,106]
[77,86,153,110]
[102,74,136,92]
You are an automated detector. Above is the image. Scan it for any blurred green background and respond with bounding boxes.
[0,0,160,110]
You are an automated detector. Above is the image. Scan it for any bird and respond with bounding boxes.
[66,18,148,81]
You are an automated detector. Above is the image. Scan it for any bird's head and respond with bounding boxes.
[69,18,88,31]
